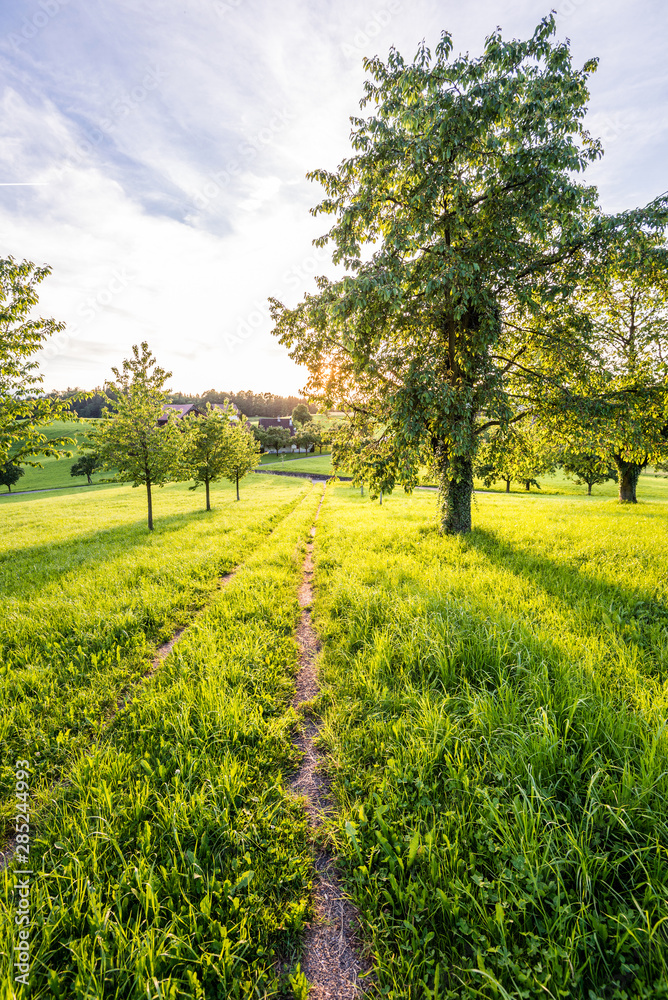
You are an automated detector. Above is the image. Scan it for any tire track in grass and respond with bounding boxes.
[108,567,237,719]
[290,485,369,998]
[0,491,306,874]
[0,569,240,877]
[107,485,309,723]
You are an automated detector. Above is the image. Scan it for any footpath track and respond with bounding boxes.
[288,486,370,999]
[0,482,375,995]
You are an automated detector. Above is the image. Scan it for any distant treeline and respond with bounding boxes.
[49,388,316,420]
[169,390,317,418]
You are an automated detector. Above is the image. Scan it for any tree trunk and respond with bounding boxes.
[505,479,510,493]
[587,482,592,496]
[379,490,383,505]
[87,473,92,485]
[436,447,473,535]
[236,469,240,501]
[360,484,364,497]
[205,476,211,511]
[524,480,531,491]
[7,484,10,493]
[613,455,645,503]
[146,480,153,531]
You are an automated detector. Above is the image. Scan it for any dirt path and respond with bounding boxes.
[289,486,369,998]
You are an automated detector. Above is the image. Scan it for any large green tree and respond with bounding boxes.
[93,343,182,530]
[270,17,668,533]
[0,256,74,468]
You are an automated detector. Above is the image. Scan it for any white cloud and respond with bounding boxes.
[0,0,665,393]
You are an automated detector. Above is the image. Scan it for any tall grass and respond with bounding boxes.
[0,484,322,998]
[0,477,309,828]
[315,487,668,999]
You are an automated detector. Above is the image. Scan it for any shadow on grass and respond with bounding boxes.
[467,526,668,677]
[0,508,222,592]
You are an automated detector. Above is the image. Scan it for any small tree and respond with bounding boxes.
[562,451,617,495]
[475,422,555,492]
[185,402,237,511]
[93,342,182,530]
[309,426,325,454]
[222,421,261,500]
[295,428,317,454]
[70,453,100,485]
[0,460,24,492]
[291,403,313,428]
[262,426,292,457]
[474,433,514,492]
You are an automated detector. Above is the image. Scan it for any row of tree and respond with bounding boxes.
[84,344,260,529]
[0,280,261,523]
[474,422,618,495]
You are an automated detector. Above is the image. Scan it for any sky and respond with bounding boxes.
[0,0,666,395]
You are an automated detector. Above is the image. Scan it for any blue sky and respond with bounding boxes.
[0,0,666,394]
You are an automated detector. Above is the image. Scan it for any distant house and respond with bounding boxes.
[157,403,197,425]
[157,401,240,426]
[258,417,295,436]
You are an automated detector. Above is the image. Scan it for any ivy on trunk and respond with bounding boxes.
[613,455,647,504]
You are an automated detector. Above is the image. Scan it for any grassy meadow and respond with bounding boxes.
[313,484,668,998]
[3,471,668,997]
[260,454,334,475]
[0,475,310,833]
[1,479,322,997]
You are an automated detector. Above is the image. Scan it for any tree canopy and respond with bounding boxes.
[270,16,668,533]
[291,403,313,427]
[220,419,261,500]
[550,230,668,501]
[257,425,292,456]
[0,257,74,469]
